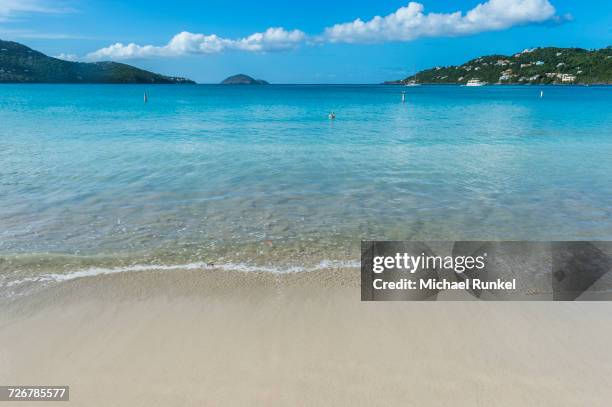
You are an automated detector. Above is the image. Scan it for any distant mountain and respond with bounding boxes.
[386,47,612,85]
[0,40,194,84]
[220,74,269,85]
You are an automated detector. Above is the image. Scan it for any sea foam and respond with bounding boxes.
[2,259,360,289]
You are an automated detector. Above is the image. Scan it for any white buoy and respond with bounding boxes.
[144,91,148,103]
[540,90,544,99]
[401,91,406,103]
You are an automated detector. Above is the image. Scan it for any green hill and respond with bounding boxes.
[220,74,269,85]
[386,47,612,85]
[0,40,194,84]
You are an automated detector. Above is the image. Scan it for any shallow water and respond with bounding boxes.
[1,84,611,295]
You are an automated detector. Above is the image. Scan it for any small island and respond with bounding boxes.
[386,46,612,86]
[0,39,194,84]
[220,74,269,85]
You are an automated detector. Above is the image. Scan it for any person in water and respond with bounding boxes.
[328,112,336,120]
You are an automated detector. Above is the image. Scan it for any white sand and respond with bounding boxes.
[2,268,612,406]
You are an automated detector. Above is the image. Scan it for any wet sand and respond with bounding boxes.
[2,268,612,406]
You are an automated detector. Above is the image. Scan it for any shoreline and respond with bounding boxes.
[0,247,362,299]
[1,266,361,310]
[382,82,612,86]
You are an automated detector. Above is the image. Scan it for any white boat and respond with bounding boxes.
[465,79,486,87]
[404,80,421,87]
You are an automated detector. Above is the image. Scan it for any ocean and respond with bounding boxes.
[1,84,611,296]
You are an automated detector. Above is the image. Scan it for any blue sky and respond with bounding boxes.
[0,0,610,83]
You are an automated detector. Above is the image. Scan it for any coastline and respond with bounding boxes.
[382,82,612,86]
[3,268,612,406]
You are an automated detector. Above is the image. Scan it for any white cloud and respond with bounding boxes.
[0,0,70,21]
[54,52,77,61]
[83,0,563,60]
[323,0,558,43]
[86,27,305,61]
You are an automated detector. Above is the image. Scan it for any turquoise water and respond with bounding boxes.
[1,84,611,293]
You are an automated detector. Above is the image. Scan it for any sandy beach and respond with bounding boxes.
[2,268,612,406]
